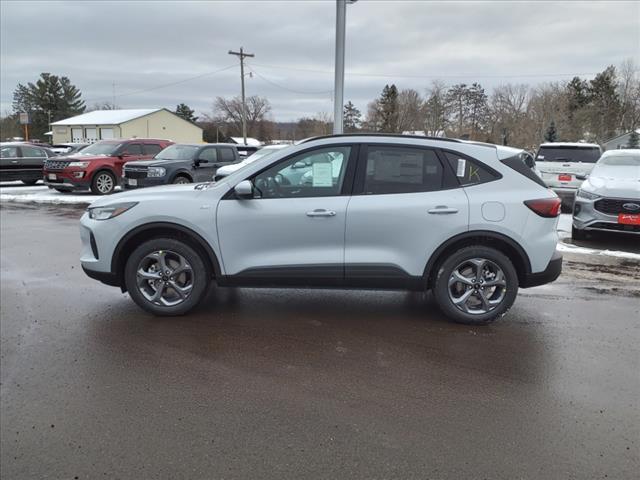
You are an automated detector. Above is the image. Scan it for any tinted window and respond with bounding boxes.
[253,146,351,199]
[218,147,236,162]
[77,142,122,156]
[199,148,217,162]
[1,146,19,158]
[156,144,199,160]
[143,144,162,156]
[444,151,500,186]
[364,146,444,194]
[123,143,142,155]
[536,146,601,163]
[21,146,47,158]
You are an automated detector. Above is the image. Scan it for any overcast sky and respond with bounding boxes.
[1,0,638,121]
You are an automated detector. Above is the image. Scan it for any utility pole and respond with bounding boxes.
[333,0,357,134]
[228,47,254,145]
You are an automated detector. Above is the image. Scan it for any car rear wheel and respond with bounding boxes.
[173,175,191,184]
[91,170,116,195]
[124,238,210,316]
[433,246,518,325]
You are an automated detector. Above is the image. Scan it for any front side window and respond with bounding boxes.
[253,146,351,199]
[21,146,47,158]
[364,146,444,194]
[155,144,199,160]
[199,148,217,162]
[443,151,500,186]
[122,143,142,155]
[1,146,19,158]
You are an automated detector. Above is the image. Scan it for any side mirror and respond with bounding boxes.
[292,161,307,169]
[575,174,588,181]
[234,180,254,198]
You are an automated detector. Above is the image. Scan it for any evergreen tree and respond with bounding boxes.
[343,101,361,132]
[628,128,639,148]
[544,121,558,142]
[175,103,198,123]
[378,84,399,132]
[12,73,85,140]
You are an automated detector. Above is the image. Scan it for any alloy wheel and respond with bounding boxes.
[136,250,194,306]
[95,173,114,194]
[448,258,507,315]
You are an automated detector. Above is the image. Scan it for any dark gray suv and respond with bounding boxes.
[122,143,240,189]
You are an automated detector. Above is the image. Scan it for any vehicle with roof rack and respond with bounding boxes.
[79,134,562,325]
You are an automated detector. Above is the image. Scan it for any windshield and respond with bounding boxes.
[155,144,199,160]
[77,142,123,156]
[245,148,279,162]
[597,155,640,167]
[536,146,601,163]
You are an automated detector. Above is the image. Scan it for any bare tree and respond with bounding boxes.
[423,80,449,135]
[396,88,424,132]
[488,84,529,145]
[617,58,640,131]
[213,95,271,138]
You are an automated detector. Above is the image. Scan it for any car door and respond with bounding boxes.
[115,143,143,175]
[18,145,48,179]
[344,144,469,282]
[193,147,219,182]
[0,145,21,181]
[216,145,357,280]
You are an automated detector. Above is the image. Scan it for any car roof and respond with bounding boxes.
[539,142,601,148]
[601,149,640,157]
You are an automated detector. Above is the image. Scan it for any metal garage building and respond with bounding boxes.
[50,108,203,144]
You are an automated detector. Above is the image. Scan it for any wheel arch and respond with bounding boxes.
[423,230,532,288]
[111,222,221,292]
[170,170,193,182]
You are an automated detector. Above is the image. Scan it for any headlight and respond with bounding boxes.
[576,189,600,200]
[68,161,90,168]
[147,167,166,178]
[87,202,138,220]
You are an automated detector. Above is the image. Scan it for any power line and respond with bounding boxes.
[83,64,237,104]
[247,65,334,95]
[248,61,610,80]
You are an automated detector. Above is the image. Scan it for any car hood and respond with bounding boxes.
[88,181,227,208]
[124,159,190,168]
[583,167,640,199]
[54,153,115,162]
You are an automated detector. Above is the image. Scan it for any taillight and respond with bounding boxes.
[524,198,562,217]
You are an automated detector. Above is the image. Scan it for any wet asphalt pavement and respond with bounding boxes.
[1,203,639,479]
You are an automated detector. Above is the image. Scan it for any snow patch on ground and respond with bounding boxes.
[0,185,115,205]
[556,241,640,260]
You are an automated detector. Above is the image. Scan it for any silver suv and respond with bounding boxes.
[80,135,563,325]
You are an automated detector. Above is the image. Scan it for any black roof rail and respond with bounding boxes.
[298,133,462,144]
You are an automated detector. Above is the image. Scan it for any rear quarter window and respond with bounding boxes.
[443,151,501,186]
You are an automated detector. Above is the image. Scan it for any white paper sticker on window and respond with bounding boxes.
[537,155,545,159]
[456,159,466,177]
[312,162,333,187]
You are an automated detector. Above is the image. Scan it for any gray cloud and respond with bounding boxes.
[1,0,638,121]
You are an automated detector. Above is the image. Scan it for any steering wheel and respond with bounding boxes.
[274,173,291,186]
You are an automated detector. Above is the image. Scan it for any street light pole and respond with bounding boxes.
[333,0,347,134]
[229,47,255,145]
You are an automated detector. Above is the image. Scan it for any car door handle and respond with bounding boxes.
[306,209,336,217]
[428,206,459,215]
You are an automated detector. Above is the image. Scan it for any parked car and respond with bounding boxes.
[50,143,89,155]
[0,142,55,185]
[535,142,602,211]
[43,138,173,195]
[122,143,240,189]
[214,144,290,181]
[572,149,640,239]
[79,134,562,325]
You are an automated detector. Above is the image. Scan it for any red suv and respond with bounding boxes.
[43,138,173,195]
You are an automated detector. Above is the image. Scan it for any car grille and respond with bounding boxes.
[594,198,640,215]
[590,222,640,233]
[123,167,148,179]
[45,160,69,170]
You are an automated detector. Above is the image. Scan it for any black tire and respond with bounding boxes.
[124,238,209,316]
[54,188,70,193]
[172,175,191,185]
[560,200,573,214]
[433,246,518,325]
[572,225,587,241]
[22,179,39,186]
[90,170,116,195]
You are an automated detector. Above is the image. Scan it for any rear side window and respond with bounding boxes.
[363,146,445,194]
[218,147,236,162]
[21,146,47,158]
[536,146,601,163]
[143,144,162,156]
[123,143,142,155]
[443,151,500,186]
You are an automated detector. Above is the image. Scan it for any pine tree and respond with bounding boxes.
[628,129,640,148]
[175,103,198,123]
[545,121,558,142]
[343,101,361,132]
[12,73,85,140]
[377,84,399,133]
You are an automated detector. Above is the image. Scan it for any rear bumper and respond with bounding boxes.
[520,250,562,288]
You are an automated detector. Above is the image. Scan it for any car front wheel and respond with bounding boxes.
[124,238,210,316]
[91,170,116,195]
[433,246,518,325]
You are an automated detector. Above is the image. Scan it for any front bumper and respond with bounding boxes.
[43,170,91,191]
[520,250,563,288]
[573,196,640,234]
[122,176,166,189]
